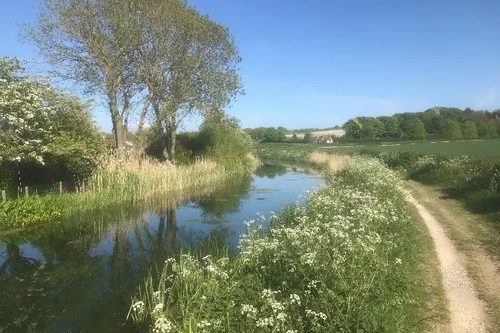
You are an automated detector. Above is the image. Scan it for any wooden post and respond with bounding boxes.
[17,163,21,199]
[24,186,29,198]
[59,182,63,195]
[1,190,5,202]
[82,181,85,192]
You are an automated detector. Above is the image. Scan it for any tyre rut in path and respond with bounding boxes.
[405,191,488,333]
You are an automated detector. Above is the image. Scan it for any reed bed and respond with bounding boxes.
[0,154,245,228]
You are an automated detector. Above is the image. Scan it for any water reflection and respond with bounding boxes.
[0,165,322,332]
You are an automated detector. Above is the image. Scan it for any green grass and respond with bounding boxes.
[258,138,500,158]
[129,157,436,332]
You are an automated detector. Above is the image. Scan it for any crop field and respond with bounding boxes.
[319,139,500,157]
[261,139,500,158]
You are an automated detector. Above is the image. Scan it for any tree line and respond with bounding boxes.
[343,107,500,140]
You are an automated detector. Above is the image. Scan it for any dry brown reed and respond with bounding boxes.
[309,151,346,172]
[86,152,235,204]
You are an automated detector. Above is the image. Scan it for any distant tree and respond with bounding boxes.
[460,121,478,139]
[292,133,298,140]
[303,131,313,143]
[360,124,376,139]
[477,120,498,138]
[342,118,362,139]
[263,127,285,143]
[371,119,385,138]
[277,126,287,133]
[439,107,464,122]
[404,118,427,140]
[442,119,462,139]
[377,116,401,138]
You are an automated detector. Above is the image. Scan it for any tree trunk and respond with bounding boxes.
[164,117,177,162]
[122,92,131,145]
[135,99,151,140]
[108,92,124,148]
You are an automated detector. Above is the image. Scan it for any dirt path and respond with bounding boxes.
[405,190,489,333]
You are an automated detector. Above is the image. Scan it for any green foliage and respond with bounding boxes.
[198,115,255,172]
[303,131,313,143]
[442,119,462,139]
[0,57,52,164]
[403,118,427,139]
[130,158,429,332]
[477,120,498,138]
[355,150,500,229]
[263,127,286,143]
[0,57,105,190]
[0,196,62,227]
[378,116,401,138]
[461,121,478,139]
[343,107,500,141]
[342,118,362,139]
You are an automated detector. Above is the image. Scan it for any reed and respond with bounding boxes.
[0,153,252,229]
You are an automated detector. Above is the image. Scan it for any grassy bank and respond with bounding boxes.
[0,155,257,229]
[129,157,437,332]
[258,144,500,234]
[356,150,500,232]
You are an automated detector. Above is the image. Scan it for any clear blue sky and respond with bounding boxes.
[1,0,500,132]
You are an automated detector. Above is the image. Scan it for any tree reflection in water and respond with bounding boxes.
[0,165,319,332]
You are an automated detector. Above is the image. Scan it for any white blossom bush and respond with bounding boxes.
[130,157,427,332]
[0,57,52,164]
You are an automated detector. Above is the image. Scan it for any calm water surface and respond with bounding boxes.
[0,164,322,333]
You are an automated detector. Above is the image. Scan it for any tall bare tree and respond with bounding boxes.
[25,0,143,148]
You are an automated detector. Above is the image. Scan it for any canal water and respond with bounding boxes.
[0,164,322,332]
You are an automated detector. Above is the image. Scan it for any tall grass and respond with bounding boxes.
[129,157,431,332]
[0,153,255,228]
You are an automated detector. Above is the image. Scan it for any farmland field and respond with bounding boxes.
[320,139,500,157]
[261,139,500,157]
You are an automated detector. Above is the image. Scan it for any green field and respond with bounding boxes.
[260,139,500,157]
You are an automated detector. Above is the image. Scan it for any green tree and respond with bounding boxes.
[377,116,401,138]
[442,119,462,139]
[43,92,106,181]
[197,113,253,171]
[303,131,313,143]
[342,118,362,139]
[404,118,427,140]
[263,128,285,143]
[460,121,478,139]
[477,120,498,138]
[27,0,144,148]
[135,0,242,161]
